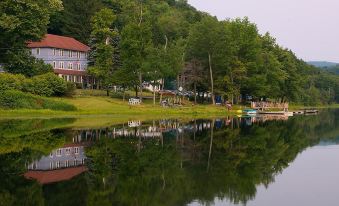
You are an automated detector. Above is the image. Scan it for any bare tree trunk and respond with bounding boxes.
[159,78,165,104]
[123,86,126,102]
[153,82,156,106]
[138,3,143,26]
[207,119,215,171]
[208,53,215,105]
[135,86,138,98]
[230,71,234,104]
[164,35,168,50]
[194,81,197,105]
[139,72,143,103]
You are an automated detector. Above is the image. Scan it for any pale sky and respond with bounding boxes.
[188,0,339,63]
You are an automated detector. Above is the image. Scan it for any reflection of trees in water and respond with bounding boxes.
[0,118,76,205]
[0,110,338,205]
[83,110,339,206]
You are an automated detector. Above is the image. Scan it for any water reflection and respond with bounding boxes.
[0,109,338,205]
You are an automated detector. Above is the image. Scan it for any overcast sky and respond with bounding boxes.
[188,0,339,62]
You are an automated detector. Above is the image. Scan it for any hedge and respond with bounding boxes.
[0,73,75,97]
[0,90,76,111]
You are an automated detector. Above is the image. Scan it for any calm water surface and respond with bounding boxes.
[0,109,338,206]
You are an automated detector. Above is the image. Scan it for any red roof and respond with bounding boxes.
[24,166,88,184]
[27,34,90,52]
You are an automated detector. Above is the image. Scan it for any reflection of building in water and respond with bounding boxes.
[25,136,89,184]
[27,144,86,171]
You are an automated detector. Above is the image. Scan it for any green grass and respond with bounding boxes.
[0,96,241,119]
[0,90,76,111]
[1,90,338,121]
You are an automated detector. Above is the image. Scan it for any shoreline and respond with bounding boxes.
[1,96,338,120]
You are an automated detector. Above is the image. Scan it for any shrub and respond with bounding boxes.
[0,73,73,97]
[0,73,26,91]
[26,73,67,97]
[0,90,76,111]
[65,82,76,97]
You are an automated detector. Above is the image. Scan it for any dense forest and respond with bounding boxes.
[0,0,338,105]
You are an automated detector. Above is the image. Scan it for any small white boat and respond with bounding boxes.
[243,109,257,115]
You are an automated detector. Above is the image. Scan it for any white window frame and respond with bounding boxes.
[68,63,73,70]
[65,160,70,167]
[65,148,71,155]
[76,76,81,83]
[53,61,56,69]
[56,161,61,168]
[56,148,62,157]
[53,49,56,56]
[69,50,72,58]
[36,48,40,55]
[74,147,79,155]
[77,63,81,70]
[59,61,64,69]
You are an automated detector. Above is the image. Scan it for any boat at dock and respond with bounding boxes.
[243,109,258,115]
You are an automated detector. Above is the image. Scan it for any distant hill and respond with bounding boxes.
[308,61,339,68]
[307,61,339,75]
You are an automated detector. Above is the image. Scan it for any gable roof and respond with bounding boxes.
[27,34,90,52]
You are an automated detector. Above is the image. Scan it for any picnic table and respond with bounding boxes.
[128,98,141,105]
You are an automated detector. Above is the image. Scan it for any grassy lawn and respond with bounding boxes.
[0,96,240,120]
[1,89,338,121]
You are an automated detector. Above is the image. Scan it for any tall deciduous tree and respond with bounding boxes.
[89,8,118,95]
[48,0,103,44]
[186,16,221,104]
[0,0,63,76]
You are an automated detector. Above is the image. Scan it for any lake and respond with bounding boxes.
[0,109,338,206]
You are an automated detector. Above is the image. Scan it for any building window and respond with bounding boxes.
[77,63,81,70]
[53,49,56,56]
[56,161,61,169]
[76,76,81,83]
[56,148,62,156]
[74,147,79,155]
[62,75,67,81]
[69,50,72,58]
[77,52,81,59]
[65,160,70,168]
[49,162,54,170]
[59,61,64,69]
[53,61,57,69]
[59,49,64,56]
[65,148,71,155]
[68,63,73,70]
[36,48,40,55]
[74,159,78,166]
